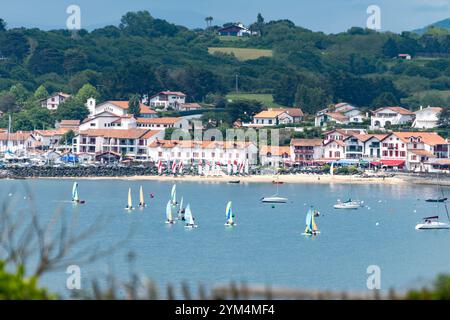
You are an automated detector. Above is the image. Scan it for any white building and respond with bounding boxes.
[370,106,415,129]
[315,103,365,127]
[147,139,258,165]
[378,132,449,170]
[412,106,442,129]
[136,117,189,130]
[290,139,323,162]
[86,99,157,118]
[33,128,76,150]
[259,145,291,167]
[148,91,186,110]
[0,131,37,153]
[40,92,71,110]
[72,129,164,161]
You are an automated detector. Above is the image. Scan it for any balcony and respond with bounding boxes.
[346,146,362,152]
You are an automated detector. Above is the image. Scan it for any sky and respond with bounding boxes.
[0,0,449,33]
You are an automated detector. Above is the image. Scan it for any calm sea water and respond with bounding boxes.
[1,178,450,297]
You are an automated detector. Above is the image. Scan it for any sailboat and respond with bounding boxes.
[125,188,134,211]
[71,182,85,204]
[177,196,185,220]
[184,204,197,228]
[170,184,177,206]
[261,176,288,203]
[416,179,450,230]
[165,200,175,224]
[224,201,236,226]
[302,207,320,236]
[138,185,146,208]
[333,183,363,209]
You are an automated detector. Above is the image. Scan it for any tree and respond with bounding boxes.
[9,83,29,105]
[0,262,54,300]
[225,100,263,123]
[438,107,450,128]
[60,130,75,145]
[0,19,6,32]
[0,92,17,113]
[371,92,399,108]
[420,93,445,107]
[33,85,49,101]
[128,94,141,118]
[382,38,399,58]
[294,85,331,114]
[205,16,213,29]
[76,83,99,104]
[63,48,87,75]
[55,97,89,121]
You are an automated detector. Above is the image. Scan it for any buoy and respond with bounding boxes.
[413,209,417,213]
[8,193,12,197]
[271,205,275,209]
[376,222,379,226]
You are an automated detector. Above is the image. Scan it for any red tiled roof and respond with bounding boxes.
[290,139,323,147]
[60,120,80,126]
[136,117,181,125]
[0,131,34,141]
[373,106,414,115]
[386,132,448,146]
[78,129,157,139]
[107,101,156,114]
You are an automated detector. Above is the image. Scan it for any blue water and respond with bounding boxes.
[1,179,449,297]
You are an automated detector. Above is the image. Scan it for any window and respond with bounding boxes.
[236,153,239,158]
[383,143,387,147]
[177,152,181,157]
[382,151,388,157]
[413,144,417,149]
[395,151,398,157]
[202,152,205,157]
[411,155,417,160]
[212,152,215,158]
[158,152,162,157]
[400,151,406,157]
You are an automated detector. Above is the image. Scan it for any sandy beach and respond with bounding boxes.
[40,173,408,185]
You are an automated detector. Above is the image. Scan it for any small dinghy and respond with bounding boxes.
[224,201,236,226]
[228,180,241,184]
[125,188,135,211]
[261,177,287,203]
[334,199,363,209]
[302,207,320,236]
[71,182,85,204]
[165,200,175,224]
[425,197,447,203]
[138,185,146,209]
[184,204,197,229]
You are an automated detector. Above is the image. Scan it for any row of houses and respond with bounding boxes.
[243,103,442,130]
[2,125,449,173]
[283,129,449,172]
[40,91,200,112]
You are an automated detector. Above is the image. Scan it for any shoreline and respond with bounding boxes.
[26,174,407,185]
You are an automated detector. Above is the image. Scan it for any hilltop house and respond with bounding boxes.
[248,108,303,127]
[218,23,257,37]
[370,106,415,129]
[412,106,442,129]
[40,92,71,110]
[315,103,365,127]
[148,91,186,110]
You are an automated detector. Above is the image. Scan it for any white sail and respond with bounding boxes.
[72,182,79,202]
[185,204,194,225]
[171,185,176,205]
[330,162,334,176]
[166,200,173,221]
[128,188,132,208]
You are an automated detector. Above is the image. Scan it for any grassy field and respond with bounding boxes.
[225,93,286,107]
[218,36,250,42]
[208,47,273,61]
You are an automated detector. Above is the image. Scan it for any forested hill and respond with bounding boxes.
[0,10,450,117]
